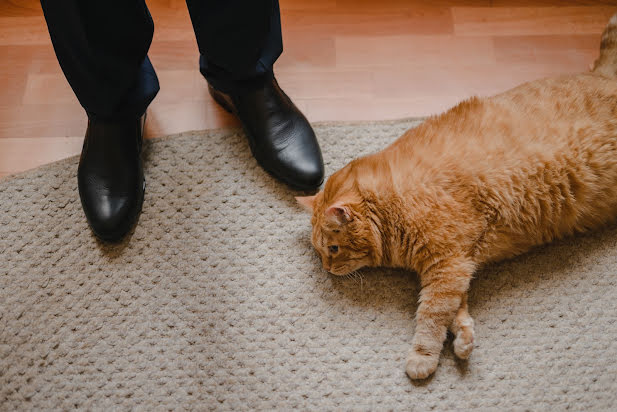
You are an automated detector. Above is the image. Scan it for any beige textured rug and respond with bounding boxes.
[1,119,617,411]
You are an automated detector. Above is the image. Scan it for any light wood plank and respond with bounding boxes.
[453,6,616,36]
[0,137,83,177]
[0,16,49,46]
[335,35,496,67]
[145,100,239,138]
[276,70,375,99]
[22,73,76,105]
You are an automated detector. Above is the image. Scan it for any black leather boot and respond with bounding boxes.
[208,76,324,190]
[77,115,146,242]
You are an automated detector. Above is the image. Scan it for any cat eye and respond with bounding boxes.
[329,245,339,254]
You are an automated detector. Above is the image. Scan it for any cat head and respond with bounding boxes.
[296,164,382,276]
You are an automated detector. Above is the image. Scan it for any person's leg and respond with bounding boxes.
[186,0,324,190]
[41,0,158,241]
[40,0,159,119]
[186,0,282,94]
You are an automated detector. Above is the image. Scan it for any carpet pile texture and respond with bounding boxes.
[1,119,616,410]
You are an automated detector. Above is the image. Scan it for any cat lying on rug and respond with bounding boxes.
[297,15,617,380]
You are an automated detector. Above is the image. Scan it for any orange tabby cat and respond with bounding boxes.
[297,15,617,380]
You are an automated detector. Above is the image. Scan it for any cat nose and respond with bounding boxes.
[323,263,331,271]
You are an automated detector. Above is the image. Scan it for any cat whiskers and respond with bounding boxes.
[345,270,365,290]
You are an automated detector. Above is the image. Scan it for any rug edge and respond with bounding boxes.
[0,116,427,183]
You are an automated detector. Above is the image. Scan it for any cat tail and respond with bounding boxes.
[592,14,617,78]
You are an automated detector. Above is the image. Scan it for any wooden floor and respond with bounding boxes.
[1,0,616,179]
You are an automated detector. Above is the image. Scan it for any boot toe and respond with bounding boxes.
[81,192,143,242]
[269,115,324,190]
[278,148,324,190]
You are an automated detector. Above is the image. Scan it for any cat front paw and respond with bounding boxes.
[451,311,475,360]
[453,330,474,359]
[405,350,439,380]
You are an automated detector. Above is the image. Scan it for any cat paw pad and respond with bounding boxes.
[405,351,439,380]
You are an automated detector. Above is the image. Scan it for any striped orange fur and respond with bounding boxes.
[298,14,617,379]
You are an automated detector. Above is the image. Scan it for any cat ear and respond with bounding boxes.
[296,195,317,212]
[325,204,352,225]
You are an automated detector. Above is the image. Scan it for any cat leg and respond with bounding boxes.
[406,259,473,380]
[449,293,475,360]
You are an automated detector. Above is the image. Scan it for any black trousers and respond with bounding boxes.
[40,1,283,120]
